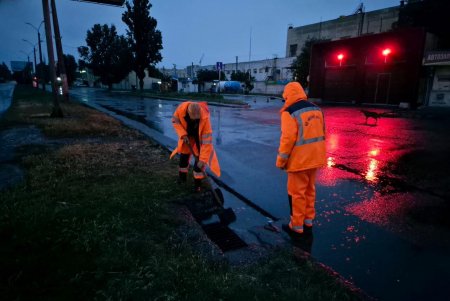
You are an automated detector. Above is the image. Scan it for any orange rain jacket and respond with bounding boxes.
[276,82,326,171]
[170,101,221,177]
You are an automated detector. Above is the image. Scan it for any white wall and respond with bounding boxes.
[429,67,450,107]
[113,70,161,90]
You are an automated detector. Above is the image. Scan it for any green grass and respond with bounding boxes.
[0,85,362,300]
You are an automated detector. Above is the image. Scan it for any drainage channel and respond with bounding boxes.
[86,101,274,253]
[184,194,248,252]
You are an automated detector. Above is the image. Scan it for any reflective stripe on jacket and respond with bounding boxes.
[277,82,326,171]
[170,101,221,177]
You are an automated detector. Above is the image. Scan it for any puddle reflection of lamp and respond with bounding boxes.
[365,158,378,181]
[327,157,335,168]
[369,149,379,156]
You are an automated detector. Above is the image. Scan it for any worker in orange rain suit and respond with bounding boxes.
[276,82,326,237]
[170,101,220,191]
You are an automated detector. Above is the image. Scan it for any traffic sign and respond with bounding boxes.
[216,61,223,71]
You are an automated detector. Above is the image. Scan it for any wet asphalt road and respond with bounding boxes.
[69,88,449,300]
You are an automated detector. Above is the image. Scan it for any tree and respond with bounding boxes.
[12,63,33,84]
[231,70,254,93]
[197,69,226,83]
[196,69,226,92]
[397,0,450,48]
[62,54,77,86]
[78,24,132,89]
[36,62,50,83]
[122,0,163,91]
[291,38,324,88]
[0,62,12,82]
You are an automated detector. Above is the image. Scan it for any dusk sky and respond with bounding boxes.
[0,0,401,69]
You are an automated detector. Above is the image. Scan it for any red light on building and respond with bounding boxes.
[382,48,392,63]
[337,53,345,66]
[382,48,392,56]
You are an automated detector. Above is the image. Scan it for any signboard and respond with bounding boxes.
[423,51,450,66]
[216,62,223,71]
[10,61,30,72]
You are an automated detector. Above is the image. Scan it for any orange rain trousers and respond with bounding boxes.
[287,168,317,233]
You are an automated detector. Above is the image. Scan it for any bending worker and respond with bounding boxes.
[170,101,220,192]
[276,82,326,237]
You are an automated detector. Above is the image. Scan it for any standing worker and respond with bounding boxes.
[170,101,220,191]
[276,82,326,237]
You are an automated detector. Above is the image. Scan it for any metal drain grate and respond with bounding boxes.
[202,222,247,252]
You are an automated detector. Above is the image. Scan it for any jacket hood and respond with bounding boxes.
[280,82,307,112]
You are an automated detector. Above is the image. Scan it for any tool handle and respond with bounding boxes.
[185,140,222,205]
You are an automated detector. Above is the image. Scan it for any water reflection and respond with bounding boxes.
[327,156,335,168]
[365,158,379,182]
[216,109,222,145]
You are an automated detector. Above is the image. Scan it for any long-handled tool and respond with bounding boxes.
[185,141,236,225]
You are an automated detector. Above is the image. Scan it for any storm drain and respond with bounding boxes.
[202,223,247,252]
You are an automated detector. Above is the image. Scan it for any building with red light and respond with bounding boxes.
[308,27,426,107]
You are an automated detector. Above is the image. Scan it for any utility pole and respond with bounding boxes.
[26,21,45,91]
[22,39,37,75]
[249,27,252,62]
[51,0,69,100]
[42,0,63,117]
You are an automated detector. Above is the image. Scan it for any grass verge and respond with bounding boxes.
[0,85,362,300]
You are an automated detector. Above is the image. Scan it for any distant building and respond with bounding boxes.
[199,57,295,95]
[308,27,426,107]
[286,6,399,57]
[113,70,161,91]
[306,0,450,107]
[10,61,32,72]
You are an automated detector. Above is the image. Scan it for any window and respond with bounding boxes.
[289,44,298,57]
[253,69,257,74]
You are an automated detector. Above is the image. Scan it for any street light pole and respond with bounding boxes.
[26,21,45,91]
[42,0,63,117]
[51,0,69,100]
[22,39,37,75]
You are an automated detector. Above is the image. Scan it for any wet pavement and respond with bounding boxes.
[0,82,15,116]
[36,88,450,300]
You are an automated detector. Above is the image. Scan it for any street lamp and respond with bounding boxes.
[25,21,45,91]
[337,53,344,66]
[20,50,34,82]
[382,48,392,63]
[22,39,37,75]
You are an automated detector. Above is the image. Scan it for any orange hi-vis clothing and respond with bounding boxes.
[170,101,221,178]
[276,82,326,171]
[277,82,326,233]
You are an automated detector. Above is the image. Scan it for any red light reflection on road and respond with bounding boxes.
[327,157,335,168]
[365,158,378,182]
[365,148,380,182]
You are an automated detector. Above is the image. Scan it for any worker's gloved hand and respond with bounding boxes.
[196,160,206,170]
[181,135,189,144]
